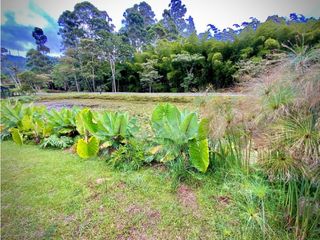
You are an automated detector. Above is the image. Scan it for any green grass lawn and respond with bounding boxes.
[1,141,290,239]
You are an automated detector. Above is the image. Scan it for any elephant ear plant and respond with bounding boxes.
[1,101,51,144]
[75,108,138,159]
[151,103,210,173]
[46,107,80,136]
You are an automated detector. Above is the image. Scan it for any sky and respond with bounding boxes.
[1,0,320,56]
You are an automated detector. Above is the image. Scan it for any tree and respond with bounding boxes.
[32,27,50,54]
[63,48,81,92]
[147,23,168,45]
[1,48,22,87]
[58,1,114,49]
[160,10,179,40]
[139,59,161,92]
[172,52,204,91]
[164,0,195,37]
[185,16,196,36]
[98,32,133,92]
[52,52,80,92]
[121,1,156,51]
[169,0,187,33]
[26,49,53,74]
[78,39,102,92]
[18,71,49,93]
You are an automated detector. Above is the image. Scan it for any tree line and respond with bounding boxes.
[1,0,320,93]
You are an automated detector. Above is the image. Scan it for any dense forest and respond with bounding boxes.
[1,0,320,93]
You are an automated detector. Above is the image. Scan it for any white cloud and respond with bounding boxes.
[2,0,320,33]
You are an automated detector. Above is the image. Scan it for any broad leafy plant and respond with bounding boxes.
[1,101,25,131]
[151,103,209,173]
[46,107,79,136]
[40,135,74,149]
[75,108,138,158]
[1,102,51,144]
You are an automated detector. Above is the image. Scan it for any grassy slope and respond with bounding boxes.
[1,141,290,239]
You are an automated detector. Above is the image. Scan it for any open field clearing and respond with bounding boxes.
[1,141,290,239]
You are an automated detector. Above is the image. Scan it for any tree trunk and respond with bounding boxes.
[92,56,96,92]
[8,72,20,87]
[74,75,80,92]
[109,59,116,92]
[149,84,152,93]
[92,67,96,92]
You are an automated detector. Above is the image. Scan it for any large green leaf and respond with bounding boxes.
[76,136,100,159]
[75,112,85,135]
[151,103,181,127]
[1,102,23,129]
[198,118,209,140]
[189,138,209,173]
[180,112,198,139]
[21,115,33,131]
[76,109,98,136]
[114,114,128,136]
[81,109,98,134]
[151,103,184,143]
[10,128,23,145]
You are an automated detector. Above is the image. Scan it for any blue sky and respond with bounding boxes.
[1,0,320,56]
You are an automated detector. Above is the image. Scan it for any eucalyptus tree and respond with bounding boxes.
[162,0,196,38]
[32,27,50,54]
[1,48,21,87]
[52,51,80,92]
[26,49,53,74]
[78,39,101,92]
[121,1,156,51]
[58,1,114,49]
[98,32,133,92]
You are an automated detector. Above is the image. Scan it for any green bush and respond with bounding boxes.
[151,103,209,173]
[264,38,280,50]
[40,135,74,149]
[108,139,145,171]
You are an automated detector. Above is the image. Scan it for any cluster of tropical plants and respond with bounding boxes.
[1,101,211,176]
[1,40,319,239]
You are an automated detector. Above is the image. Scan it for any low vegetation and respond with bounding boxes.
[1,47,320,239]
[1,3,320,237]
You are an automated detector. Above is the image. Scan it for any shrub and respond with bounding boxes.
[151,103,210,173]
[75,108,138,159]
[108,139,145,171]
[40,135,74,149]
[264,38,280,50]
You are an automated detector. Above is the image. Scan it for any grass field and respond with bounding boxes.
[1,92,303,239]
[1,141,291,239]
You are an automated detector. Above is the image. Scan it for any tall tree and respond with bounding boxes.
[185,16,196,36]
[78,39,100,92]
[121,1,156,51]
[1,48,22,87]
[58,1,114,49]
[161,9,179,40]
[52,50,80,92]
[164,0,195,37]
[26,49,53,74]
[32,27,50,54]
[98,32,133,92]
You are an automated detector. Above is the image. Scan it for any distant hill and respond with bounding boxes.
[1,55,26,74]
